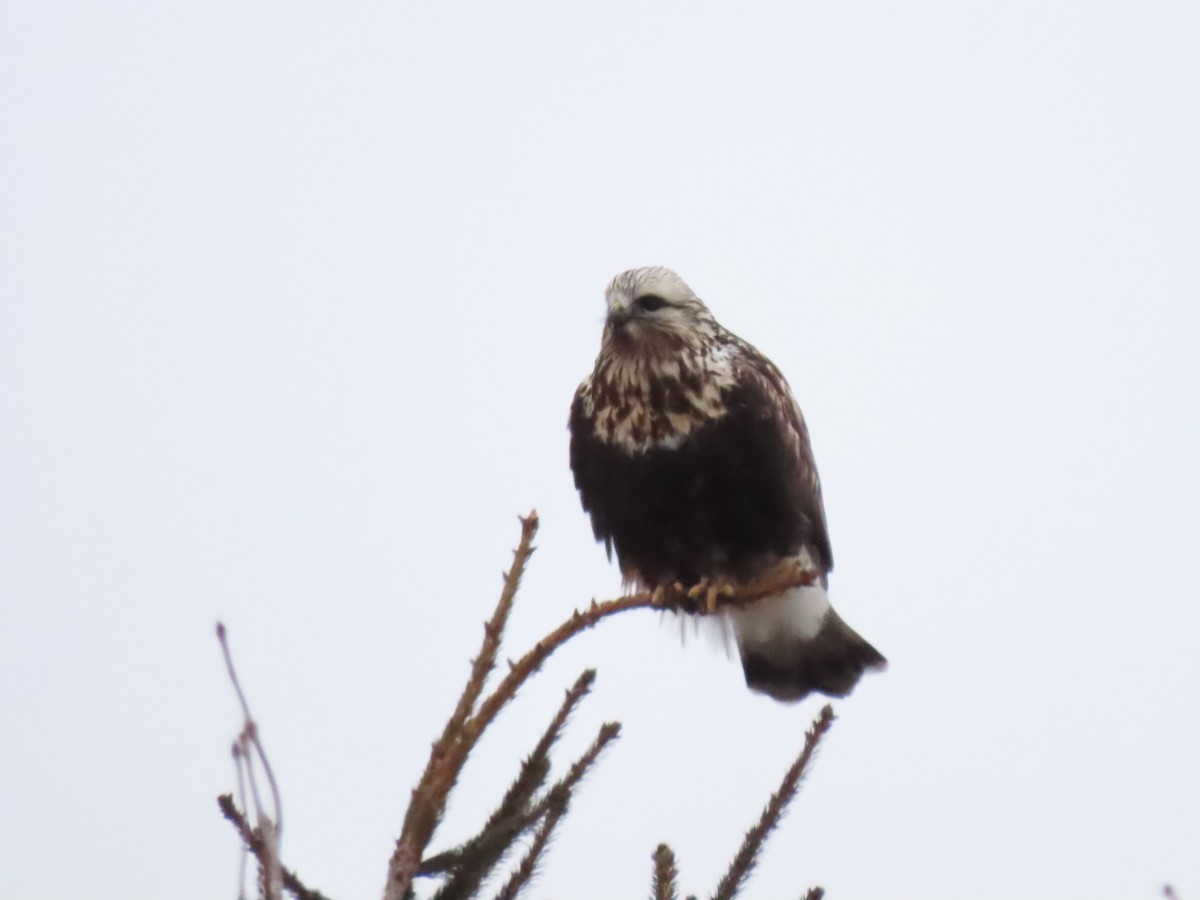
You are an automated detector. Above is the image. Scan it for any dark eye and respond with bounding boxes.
[634,294,667,312]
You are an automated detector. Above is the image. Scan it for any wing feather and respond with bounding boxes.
[732,341,833,573]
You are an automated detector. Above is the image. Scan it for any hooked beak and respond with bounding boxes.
[606,300,633,328]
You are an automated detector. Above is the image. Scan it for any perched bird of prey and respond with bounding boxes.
[569,267,886,702]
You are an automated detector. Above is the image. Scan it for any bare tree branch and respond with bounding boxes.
[218,622,284,900]
[462,557,818,763]
[491,722,621,900]
[426,670,597,899]
[384,512,541,900]
[711,705,836,900]
[217,795,331,900]
[217,513,834,900]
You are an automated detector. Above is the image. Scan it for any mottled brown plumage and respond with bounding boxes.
[569,267,885,702]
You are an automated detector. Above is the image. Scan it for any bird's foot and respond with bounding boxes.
[709,582,736,613]
[686,578,712,601]
[685,579,736,614]
[706,584,721,614]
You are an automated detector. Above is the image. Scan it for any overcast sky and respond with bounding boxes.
[2,3,1198,899]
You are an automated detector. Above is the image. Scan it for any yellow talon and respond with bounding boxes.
[705,584,720,614]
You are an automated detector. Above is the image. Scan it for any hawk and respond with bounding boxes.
[569,267,886,702]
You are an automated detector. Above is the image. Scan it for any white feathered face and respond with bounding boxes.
[601,267,717,356]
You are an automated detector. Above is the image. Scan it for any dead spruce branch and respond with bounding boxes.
[218,511,838,899]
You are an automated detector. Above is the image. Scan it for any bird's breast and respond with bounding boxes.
[569,383,808,587]
[580,358,735,454]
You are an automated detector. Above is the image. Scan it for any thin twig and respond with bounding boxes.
[490,789,569,900]
[542,721,622,812]
[233,743,250,900]
[422,669,595,876]
[491,722,621,900]
[384,512,541,900]
[427,670,598,900]
[711,705,837,900]
[217,795,332,900]
[219,624,283,834]
[447,514,541,738]
[219,622,284,900]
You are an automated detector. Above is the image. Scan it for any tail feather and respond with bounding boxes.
[727,587,886,703]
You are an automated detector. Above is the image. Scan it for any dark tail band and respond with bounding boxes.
[739,609,887,703]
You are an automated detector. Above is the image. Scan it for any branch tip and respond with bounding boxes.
[652,843,680,900]
[383,512,823,900]
[711,704,837,900]
[385,510,543,900]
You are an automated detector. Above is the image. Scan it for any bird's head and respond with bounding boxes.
[601,267,719,358]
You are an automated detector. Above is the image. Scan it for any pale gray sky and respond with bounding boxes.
[2,3,1198,898]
